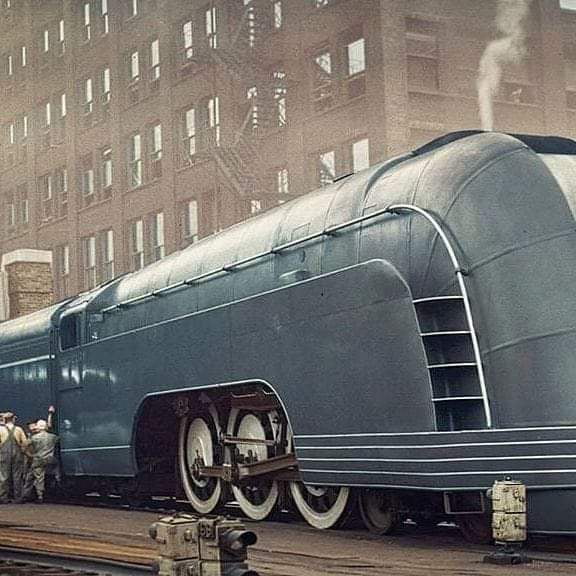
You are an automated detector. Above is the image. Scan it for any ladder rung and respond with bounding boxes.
[432,396,484,403]
[428,362,477,369]
[413,295,464,304]
[421,330,471,337]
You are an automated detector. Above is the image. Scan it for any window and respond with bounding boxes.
[19,185,29,225]
[83,78,93,114]
[56,166,68,216]
[347,38,366,76]
[151,212,165,261]
[82,160,95,200]
[83,2,91,41]
[43,29,50,53]
[60,314,80,350]
[83,235,97,289]
[101,147,112,192]
[40,173,53,220]
[313,0,330,6]
[22,115,28,139]
[206,6,217,49]
[150,39,160,81]
[129,0,138,18]
[183,20,193,61]
[6,194,15,227]
[565,45,576,109]
[318,150,336,186]
[101,0,109,35]
[273,70,287,127]
[150,123,162,179]
[58,19,65,54]
[352,138,370,172]
[102,67,111,103]
[277,167,289,193]
[129,133,142,187]
[207,96,220,147]
[130,218,144,270]
[182,107,196,161]
[406,18,439,92]
[181,199,198,244]
[6,54,13,76]
[312,49,333,109]
[101,229,114,281]
[44,101,52,128]
[8,121,15,144]
[273,1,282,29]
[60,93,67,118]
[250,199,262,214]
[129,50,139,83]
[21,45,26,67]
[54,244,70,298]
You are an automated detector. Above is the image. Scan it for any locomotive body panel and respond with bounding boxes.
[5,131,576,532]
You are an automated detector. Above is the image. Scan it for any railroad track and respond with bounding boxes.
[0,545,153,575]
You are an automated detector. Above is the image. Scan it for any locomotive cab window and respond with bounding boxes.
[60,313,81,350]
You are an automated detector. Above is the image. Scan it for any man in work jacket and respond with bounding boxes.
[28,418,59,503]
[0,412,29,503]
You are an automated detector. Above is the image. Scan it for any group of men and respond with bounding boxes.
[0,407,59,504]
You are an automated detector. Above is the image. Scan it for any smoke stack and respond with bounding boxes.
[477,0,532,131]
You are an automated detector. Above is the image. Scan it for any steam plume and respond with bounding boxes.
[477,0,532,131]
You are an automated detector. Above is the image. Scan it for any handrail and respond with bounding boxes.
[100,205,394,314]
[388,204,492,429]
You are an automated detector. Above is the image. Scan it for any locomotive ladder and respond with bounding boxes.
[388,205,492,432]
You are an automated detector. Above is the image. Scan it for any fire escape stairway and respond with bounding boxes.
[413,295,488,431]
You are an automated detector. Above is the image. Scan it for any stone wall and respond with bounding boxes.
[0,250,53,321]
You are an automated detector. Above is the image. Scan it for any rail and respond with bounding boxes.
[100,202,492,430]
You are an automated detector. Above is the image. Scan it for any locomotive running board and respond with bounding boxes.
[199,453,299,482]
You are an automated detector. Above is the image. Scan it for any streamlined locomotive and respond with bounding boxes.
[2,131,576,536]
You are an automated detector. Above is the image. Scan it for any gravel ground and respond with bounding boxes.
[0,503,574,575]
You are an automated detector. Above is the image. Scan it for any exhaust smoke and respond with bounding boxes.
[477,0,532,131]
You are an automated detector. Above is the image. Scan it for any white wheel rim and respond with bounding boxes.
[229,409,279,521]
[179,416,222,514]
[290,483,350,530]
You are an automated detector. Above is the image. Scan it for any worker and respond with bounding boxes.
[0,412,28,503]
[0,413,7,504]
[21,421,39,502]
[29,417,59,503]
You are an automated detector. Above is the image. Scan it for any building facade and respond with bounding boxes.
[0,0,575,301]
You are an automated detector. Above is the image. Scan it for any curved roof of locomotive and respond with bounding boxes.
[84,130,576,313]
[0,302,62,348]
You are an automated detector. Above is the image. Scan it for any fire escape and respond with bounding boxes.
[207,2,280,210]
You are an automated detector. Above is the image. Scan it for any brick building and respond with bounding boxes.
[0,0,575,301]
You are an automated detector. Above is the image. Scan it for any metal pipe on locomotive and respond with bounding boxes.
[2,131,576,537]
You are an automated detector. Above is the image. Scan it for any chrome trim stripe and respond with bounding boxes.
[299,454,576,463]
[297,439,576,450]
[0,355,50,370]
[61,445,131,453]
[294,425,576,439]
[301,468,576,477]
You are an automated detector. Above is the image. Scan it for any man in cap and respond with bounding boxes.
[29,417,59,503]
[0,412,28,503]
[0,413,7,503]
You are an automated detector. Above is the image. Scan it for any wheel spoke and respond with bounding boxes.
[228,409,280,521]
